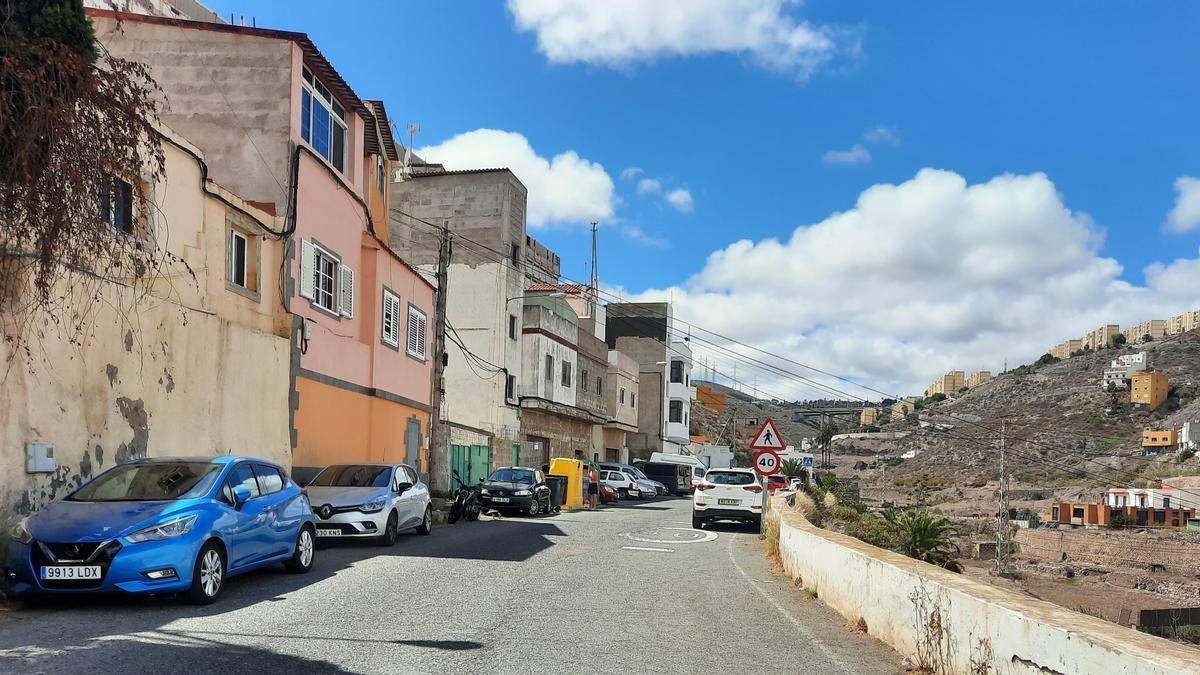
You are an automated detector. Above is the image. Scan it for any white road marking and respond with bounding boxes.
[621,546,674,553]
[726,533,854,675]
[622,527,717,544]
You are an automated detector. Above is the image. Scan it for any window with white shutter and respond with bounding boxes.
[299,240,316,300]
[339,265,355,317]
[381,289,400,348]
[407,305,427,360]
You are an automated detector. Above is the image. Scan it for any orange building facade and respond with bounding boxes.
[1131,371,1169,410]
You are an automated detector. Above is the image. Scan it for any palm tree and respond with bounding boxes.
[884,509,962,572]
[816,422,839,468]
[780,458,805,478]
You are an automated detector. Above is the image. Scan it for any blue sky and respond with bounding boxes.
[203,0,1199,395]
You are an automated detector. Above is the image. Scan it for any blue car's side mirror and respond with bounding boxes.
[233,486,252,508]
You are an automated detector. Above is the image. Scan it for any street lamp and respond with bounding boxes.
[506,291,565,303]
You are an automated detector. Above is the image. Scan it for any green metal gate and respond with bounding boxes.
[450,444,492,487]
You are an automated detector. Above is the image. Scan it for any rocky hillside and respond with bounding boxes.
[870,329,1200,486]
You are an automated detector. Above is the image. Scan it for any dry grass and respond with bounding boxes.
[846,617,869,634]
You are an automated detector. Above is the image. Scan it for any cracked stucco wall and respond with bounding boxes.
[1,297,291,516]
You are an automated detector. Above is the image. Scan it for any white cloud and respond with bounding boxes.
[621,224,669,249]
[863,126,899,145]
[417,129,614,227]
[1165,176,1200,234]
[620,169,1200,396]
[636,178,662,195]
[620,167,644,181]
[507,0,854,78]
[666,188,695,213]
[821,144,871,165]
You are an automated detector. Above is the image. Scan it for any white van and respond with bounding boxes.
[648,452,707,482]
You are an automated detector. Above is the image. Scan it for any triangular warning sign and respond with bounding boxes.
[749,417,786,450]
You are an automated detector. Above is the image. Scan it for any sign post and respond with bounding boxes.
[749,418,786,535]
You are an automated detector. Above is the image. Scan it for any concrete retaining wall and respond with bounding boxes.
[1017,529,1198,571]
[771,498,1197,674]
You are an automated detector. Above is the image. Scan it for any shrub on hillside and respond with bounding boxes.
[1177,625,1200,644]
[844,512,899,550]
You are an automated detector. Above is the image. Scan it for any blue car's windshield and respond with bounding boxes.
[310,465,391,488]
[489,469,534,485]
[69,462,221,502]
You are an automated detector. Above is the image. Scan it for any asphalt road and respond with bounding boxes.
[0,498,901,674]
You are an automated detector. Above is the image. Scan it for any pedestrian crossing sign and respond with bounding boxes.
[748,418,785,451]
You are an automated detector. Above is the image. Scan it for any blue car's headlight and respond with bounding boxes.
[125,514,198,543]
[11,517,32,545]
[360,496,387,513]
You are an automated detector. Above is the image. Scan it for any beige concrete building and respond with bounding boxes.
[860,407,883,426]
[2,127,292,515]
[1049,338,1083,360]
[891,397,918,418]
[1081,324,1121,351]
[1124,319,1166,343]
[1167,308,1200,336]
[966,371,993,388]
[604,350,640,463]
[927,370,966,396]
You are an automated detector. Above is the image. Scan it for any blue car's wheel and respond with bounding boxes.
[184,541,225,605]
[285,526,315,573]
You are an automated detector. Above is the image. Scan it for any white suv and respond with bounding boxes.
[692,468,763,529]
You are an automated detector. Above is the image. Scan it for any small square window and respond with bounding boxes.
[620,387,626,404]
[562,362,572,388]
[505,374,516,401]
[509,314,518,340]
[545,355,553,383]
[510,243,520,265]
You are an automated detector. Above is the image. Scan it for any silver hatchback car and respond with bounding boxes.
[304,463,432,545]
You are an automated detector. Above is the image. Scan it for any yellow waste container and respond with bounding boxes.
[548,458,584,509]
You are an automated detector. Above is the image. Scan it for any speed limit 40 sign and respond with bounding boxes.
[753,449,781,476]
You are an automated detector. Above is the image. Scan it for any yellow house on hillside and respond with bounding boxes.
[1130,371,1169,411]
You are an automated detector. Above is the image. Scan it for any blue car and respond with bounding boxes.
[5,456,317,604]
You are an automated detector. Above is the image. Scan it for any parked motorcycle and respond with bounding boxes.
[447,471,481,524]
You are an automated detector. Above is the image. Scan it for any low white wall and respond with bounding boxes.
[771,499,1197,674]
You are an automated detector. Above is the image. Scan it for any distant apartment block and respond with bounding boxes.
[1081,324,1121,351]
[927,370,965,396]
[1125,319,1166,343]
[966,371,992,388]
[1130,371,1169,411]
[891,397,917,418]
[1167,308,1200,336]
[1049,338,1083,360]
[860,406,882,426]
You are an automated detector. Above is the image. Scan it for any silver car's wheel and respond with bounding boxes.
[184,542,225,605]
[200,549,222,597]
[285,527,315,573]
[298,529,314,565]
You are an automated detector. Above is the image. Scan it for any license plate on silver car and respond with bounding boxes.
[316,529,342,537]
[718,499,740,506]
[41,566,101,580]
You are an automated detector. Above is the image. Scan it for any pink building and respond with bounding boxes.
[89,9,434,473]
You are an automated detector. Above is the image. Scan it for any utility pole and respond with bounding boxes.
[996,420,1009,576]
[589,221,599,309]
[427,219,452,494]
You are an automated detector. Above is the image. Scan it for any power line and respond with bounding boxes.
[390,207,1193,498]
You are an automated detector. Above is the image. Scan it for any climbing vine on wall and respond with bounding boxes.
[0,1,186,364]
